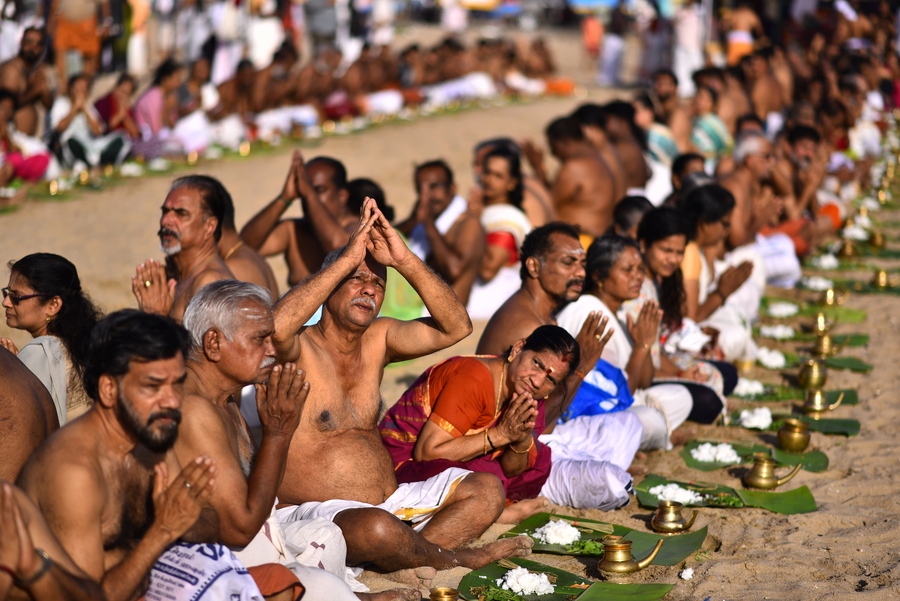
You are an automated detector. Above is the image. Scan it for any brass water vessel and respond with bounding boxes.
[872,269,895,290]
[837,241,858,258]
[429,587,459,601]
[869,231,886,250]
[742,454,803,489]
[811,312,836,335]
[812,333,845,358]
[798,359,827,390]
[597,536,664,574]
[819,287,848,306]
[777,418,811,453]
[802,389,844,417]
[650,501,698,534]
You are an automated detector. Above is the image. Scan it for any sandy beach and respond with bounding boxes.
[1,26,898,600]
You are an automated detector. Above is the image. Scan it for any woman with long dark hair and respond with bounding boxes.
[1,253,102,424]
[467,146,533,319]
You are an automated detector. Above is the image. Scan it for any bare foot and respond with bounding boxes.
[497,497,550,524]
[357,589,422,601]
[634,451,647,460]
[381,566,436,589]
[456,534,534,570]
[669,425,697,447]
[626,464,649,477]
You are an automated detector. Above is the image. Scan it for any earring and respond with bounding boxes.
[45,316,52,323]
[507,354,513,363]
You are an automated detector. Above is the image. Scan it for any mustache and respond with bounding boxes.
[148,408,182,426]
[566,278,584,288]
[259,356,276,370]
[158,227,180,240]
[351,297,377,310]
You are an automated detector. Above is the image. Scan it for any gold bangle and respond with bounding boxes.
[509,436,535,454]
[483,430,489,456]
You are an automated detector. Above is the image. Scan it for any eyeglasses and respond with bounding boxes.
[2,287,52,305]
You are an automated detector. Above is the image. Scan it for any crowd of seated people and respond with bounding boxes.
[2,4,900,600]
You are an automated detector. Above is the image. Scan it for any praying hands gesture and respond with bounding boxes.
[627,300,661,353]
[132,259,176,317]
[366,200,414,269]
[493,393,539,449]
[573,311,614,374]
[150,457,216,544]
[255,363,309,439]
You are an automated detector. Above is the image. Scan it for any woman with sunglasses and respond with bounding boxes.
[1,253,102,425]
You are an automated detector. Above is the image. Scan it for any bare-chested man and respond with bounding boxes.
[474,138,556,227]
[17,310,220,601]
[568,104,626,202]
[723,0,762,66]
[270,200,532,579]
[242,152,355,286]
[652,69,693,152]
[177,280,415,600]
[216,59,257,122]
[216,182,279,298]
[542,117,616,241]
[0,347,57,483]
[397,160,484,305]
[0,480,102,601]
[742,50,784,136]
[0,28,53,137]
[602,101,651,191]
[133,175,235,322]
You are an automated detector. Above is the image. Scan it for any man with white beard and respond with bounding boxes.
[132,175,235,323]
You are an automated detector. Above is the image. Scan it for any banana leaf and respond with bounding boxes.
[793,415,861,436]
[636,474,817,514]
[680,440,828,472]
[732,387,858,405]
[791,332,869,347]
[756,351,801,370]
[845,280,900,295]
[635,474,744,509]
[824,356,874,372]
[458,557,593,601]
[497,513,707,565]
[575,583,675,600]
[798,305,867,324]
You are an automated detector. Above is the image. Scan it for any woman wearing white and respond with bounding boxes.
[557,235,697,450]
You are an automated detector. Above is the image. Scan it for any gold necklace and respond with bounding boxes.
[223,240,244,261]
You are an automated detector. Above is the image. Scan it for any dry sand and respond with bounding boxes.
[1,26,898,601]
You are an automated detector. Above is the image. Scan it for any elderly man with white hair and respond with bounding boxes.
[167,279,413,601]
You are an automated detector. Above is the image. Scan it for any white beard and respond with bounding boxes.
[160,242,182,256]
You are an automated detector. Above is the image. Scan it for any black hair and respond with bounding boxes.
[672,152,705,181]
[83,310,190,402]
[170,175,230,240]
[347,178,394,221]
[0,88,18,112]
[603,100,648,150]
[473,137,520,156]
[735,113,765,132]
[612,196,653,237]
[116,72,137,89]
[570,103,607,129]
[787,125,821,146]
[482,146,524,209]
[546,117,585,142]
[307,156,348,191]
[585,235,641,292]
[67,73,90,94]
[637,208,689,327]
[414,159,454,188]
[9,253,102,382]
[152,58,181,87]
[653,68,678,86]
[515,324,581,383]
[237,58,255,72]
[681,184,735,241]
[519,221,581,280]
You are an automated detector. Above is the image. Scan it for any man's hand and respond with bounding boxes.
[0,483,38,582]
[132,259,176,316]
[466,186,484,218]
[0,338,18,355]
[295,152,319,202]
[519,138,544,174]
[367,203,413,268]
[494,393,538,446]
[255,363,309,438]
[573,312,613,373]
[151,458,216,544]
[626,301,661,352]
[340,197,376,267]
[279,151,302,205]
[715,261,753,297]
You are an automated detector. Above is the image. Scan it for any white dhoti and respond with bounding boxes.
[173,110,213,153]
[210,114,247,150]
[256,105,320,141]
[147,542,264,601]
[233,507,364,597]
[754,233,802,288]
[717,245,767,324]
[630,385,692,451]
[538,411,641,510]
[364,89,404,116]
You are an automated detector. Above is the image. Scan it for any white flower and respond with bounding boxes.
[147,158,170,172]
[648,483,704,505]
[862,197,882,211]
[803,276,834,291]
[760,325,796,340]
[680,568,695,580]
[120,163,144,178]
[533,520,580,546]
[757,347,786,369]
[767,302,799,318]
[496,567,555,595]
[855,214,873,229]
[690,443,741,464]
[810,254,840,270]
[733,378,765,397]
[739,407,773,430]
[842,225,869,241]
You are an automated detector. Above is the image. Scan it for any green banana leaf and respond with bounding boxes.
[636,474,817,514]
[680,440,828,472]
[732,387,858,405]
[793,415,861,436]
[790,332,869,347]
[458,557,593,601]
[575,583,675,601]
[797,305,867,324]
[497,513,707,565]
[636,474,744,509]
[845,280,900,295]
[756,351,801,370]
[823,356,874,372]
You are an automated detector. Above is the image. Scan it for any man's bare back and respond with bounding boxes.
[553,154,615,237]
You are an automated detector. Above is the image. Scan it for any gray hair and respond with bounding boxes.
[183,280,272,354]
[321,246,345,271]
[733,131,770,164]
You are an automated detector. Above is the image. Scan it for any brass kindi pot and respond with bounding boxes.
[742,454,803,489]
[777,418,811,453]
[802,389,844,417]
[838,241,858,258]
[812,312,836,335]
[869,231,886,250]
[429,587,459,601]
[819,287,848,306]
[597,536,664,574]
[872,269,894,290]
[650,500,698,534]
[798,359,828,390]
[813,334,846,358]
